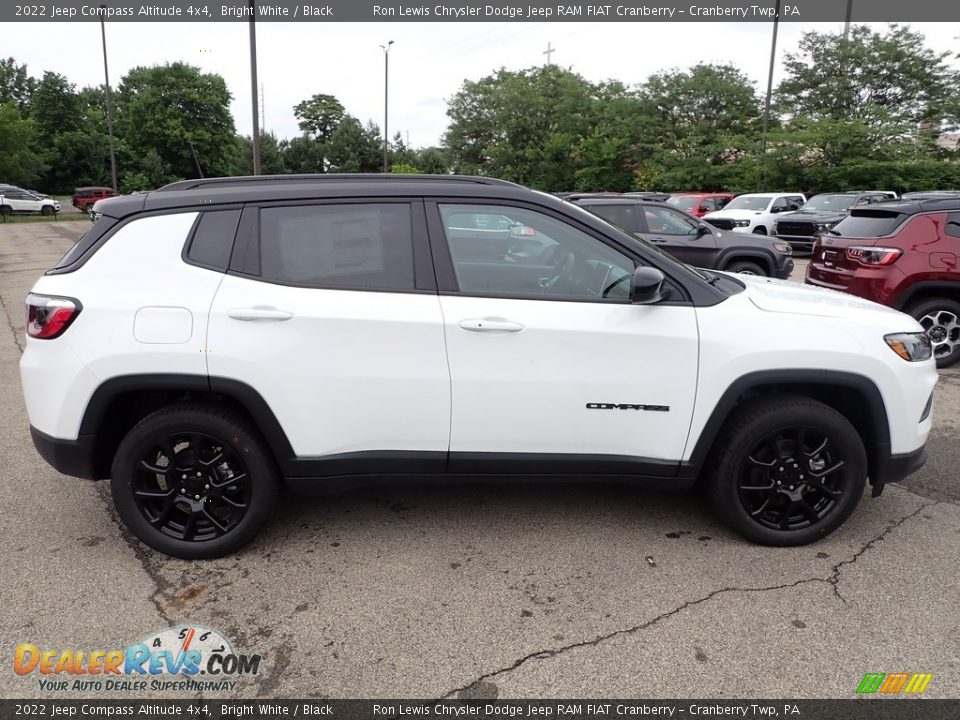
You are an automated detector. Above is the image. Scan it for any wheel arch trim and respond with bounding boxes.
[682,369,891,479]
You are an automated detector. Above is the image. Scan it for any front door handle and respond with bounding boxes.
[458,318,524,333]
[227,307,294,321]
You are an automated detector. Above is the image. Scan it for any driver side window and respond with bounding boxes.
[438,204,636,302]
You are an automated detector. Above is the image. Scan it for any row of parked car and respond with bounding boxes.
[562,189,960,368]
[0,184,117,216]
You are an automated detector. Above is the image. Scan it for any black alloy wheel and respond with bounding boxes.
[708,396,867,546]
[738,426,848,532]
[112,405,279,558]
[133,431,251,542]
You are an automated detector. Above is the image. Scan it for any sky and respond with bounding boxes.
[8,20,959,148]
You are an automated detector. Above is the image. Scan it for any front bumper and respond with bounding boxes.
[775,233,818,253]
[30,425,99,480]
[870,443,927,497]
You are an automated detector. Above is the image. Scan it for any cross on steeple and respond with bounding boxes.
[543,42,555,65]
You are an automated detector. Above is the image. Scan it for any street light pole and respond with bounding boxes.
[249,0,261,175]
[99,8,118,193]
[380,40,393,173]
[843,0,853,41]
[758,0,781,190]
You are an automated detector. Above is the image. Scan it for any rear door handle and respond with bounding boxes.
[227,307,294,321]
[459,318,524,333]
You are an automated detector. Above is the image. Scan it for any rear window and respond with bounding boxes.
[830,210,907,238]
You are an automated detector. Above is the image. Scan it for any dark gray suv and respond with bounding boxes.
[572,196,794,278]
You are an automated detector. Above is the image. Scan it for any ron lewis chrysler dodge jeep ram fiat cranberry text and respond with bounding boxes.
[20,175,937,558]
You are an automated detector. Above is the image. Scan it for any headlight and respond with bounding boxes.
[733,220,751,227]
[773,242,792,254]
[884,332,932,362]
[816,222,838,232]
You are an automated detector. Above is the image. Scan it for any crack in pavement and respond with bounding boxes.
[826,503,932,602]
[442,502,938,699]
[94,482,177,625]
[0,288,24,354]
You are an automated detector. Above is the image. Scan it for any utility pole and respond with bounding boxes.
[248,0,261,175]
[99,7,118,193]
[380,40,394,173]
[758,0,781,190]
[843,0,853,41]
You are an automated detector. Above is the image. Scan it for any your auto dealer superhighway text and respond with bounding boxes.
[374,5,798,18]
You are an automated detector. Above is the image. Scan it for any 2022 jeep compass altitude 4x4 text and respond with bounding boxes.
[20,175,938,559]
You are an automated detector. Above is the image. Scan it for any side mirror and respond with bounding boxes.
[695,222,711,236]
[631,267,666,305]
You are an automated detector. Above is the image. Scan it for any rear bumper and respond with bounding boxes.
[30,425,99,480]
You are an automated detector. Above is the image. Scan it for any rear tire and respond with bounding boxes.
[111,404,280,559]
[707,396,867,546]
[907,297,960,368]
[726,260,767,276]
[0,205,11,216]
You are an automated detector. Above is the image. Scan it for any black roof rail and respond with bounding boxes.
[156,174,521,192]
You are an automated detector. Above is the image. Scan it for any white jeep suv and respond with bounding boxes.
[20,176,936,558]
[704,192,806,235]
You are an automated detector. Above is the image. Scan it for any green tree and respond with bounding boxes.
[282,134,325,173]
[641,63,760,166]
[0,103,43,186]
[776,24,958,151]
[414,147,449,174]
[293,93,345,142]
[444,66,648,191]
[115,62,237,183]
[0,57,35,111]
[232,131,286,175]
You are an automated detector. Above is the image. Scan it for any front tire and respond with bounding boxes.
[707,396,867,546]
[111,405,280,559]
[725,260,767,276]
[907,297,960,368]
[752,226,767,235]
[41,205,54,216]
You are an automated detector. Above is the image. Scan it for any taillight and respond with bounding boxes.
[846,246,902,266]
[25,293,82,339]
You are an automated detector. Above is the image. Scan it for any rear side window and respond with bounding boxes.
[582,204,637,233]
[48,215,119,274]
[832,210,907,238]
[259,203,415,290]
[186,209,240,270]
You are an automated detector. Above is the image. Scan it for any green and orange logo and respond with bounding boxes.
[857,673,933,695]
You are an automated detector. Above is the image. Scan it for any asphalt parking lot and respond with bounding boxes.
[1,222,957,700]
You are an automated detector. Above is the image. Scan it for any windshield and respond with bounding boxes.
[667,196,698,210]
[723,196,770,211]
[803,194,855,212]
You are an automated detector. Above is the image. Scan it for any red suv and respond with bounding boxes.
[667,193,735,218]
[805,198,960,367]
[72,186,116,211]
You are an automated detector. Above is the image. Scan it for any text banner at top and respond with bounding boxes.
[5,0,960,22]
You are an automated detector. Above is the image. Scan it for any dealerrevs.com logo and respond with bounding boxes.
[14,625,262,693]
